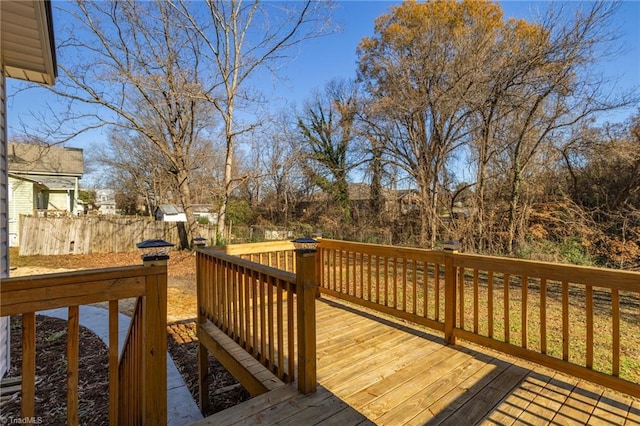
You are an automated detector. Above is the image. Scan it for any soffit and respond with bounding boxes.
[13,174,76,190]
[1,0,57,85]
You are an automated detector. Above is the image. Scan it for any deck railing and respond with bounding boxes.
[318,239,448,333]
[318,239,640,397]
[229,238,639,398]
[0,264,167,425]
[453,253,640,397]
[196,245,317,397]
[213,240,298,273]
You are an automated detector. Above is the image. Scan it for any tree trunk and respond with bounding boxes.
[474,125,490,252]
[429,178,439,249]
[369,143,384,226]
[418,179,430,247]
[217,96,235,244]
[506,165,522,255]
[175,169,198,249]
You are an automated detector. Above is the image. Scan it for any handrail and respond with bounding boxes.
[196,246,317,398]
[0,266,150,315]
[0,265,167,424]
[453,253,640,291]
[212,241,297,273]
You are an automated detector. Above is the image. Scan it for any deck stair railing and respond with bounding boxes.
[213,240,298,273]
[196,242,317,403]
[0,264,168,425]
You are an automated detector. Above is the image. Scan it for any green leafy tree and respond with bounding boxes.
[298,80,361,225]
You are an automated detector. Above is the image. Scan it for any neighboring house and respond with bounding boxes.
[155,204,187,222]
[396,189,421,215]
[8,142,83,246]
[298,183,422,219]
[96,188,117,215]
[1,0,57,377]
[155,203,218,224]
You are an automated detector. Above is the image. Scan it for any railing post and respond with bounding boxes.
[295,244,318,394]
[196,252,212,414]
[141,259,168,425]
[443,250,457,345]
[315,245,322,298]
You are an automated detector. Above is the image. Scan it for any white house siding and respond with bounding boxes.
[47,191,66,211]
[47,190,75,212]
[8,176,35,246]
[1,66,11,377]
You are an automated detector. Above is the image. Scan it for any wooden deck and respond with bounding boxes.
[196,297,640,425]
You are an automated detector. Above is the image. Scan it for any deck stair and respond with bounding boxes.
[192,383,372,425]
[198,319,284,397]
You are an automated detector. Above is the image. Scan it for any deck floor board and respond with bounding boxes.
[194,297,640,425]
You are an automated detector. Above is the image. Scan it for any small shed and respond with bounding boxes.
[154,204,187,222]
[192,204,218,225]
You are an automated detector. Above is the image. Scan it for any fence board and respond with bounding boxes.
[19,216,219,255]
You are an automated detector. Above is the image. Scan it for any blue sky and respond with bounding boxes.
[6,1,640,154]
[273,1,640,114]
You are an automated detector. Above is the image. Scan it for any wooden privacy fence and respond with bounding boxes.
[221,238,640,398]
[0,264,168,425]
[19,215,219,255]
[196,243,317,407]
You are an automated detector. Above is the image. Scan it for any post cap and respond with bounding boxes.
[292,237,319,253]
[137,239,174,261]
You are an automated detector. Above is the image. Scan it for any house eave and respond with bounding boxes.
[9,173,79,190]
[1,0,57,85]
[8,170,82,178]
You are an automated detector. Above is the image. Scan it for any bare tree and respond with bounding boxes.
[29,1,225,246]
[297,79,362,226]
[490,2,634,253]
[357,0,502,247]
[25,0,332,246]
[174,0,334,242]
[358,0,636,252]
[252,111,305,224]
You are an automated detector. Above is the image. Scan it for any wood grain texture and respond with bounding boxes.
[66,306,79,426]
[108,301,119,426]
[194,297,639,425]
[193,240,640,424]
[21,312,35,420]
[198,319,284,396]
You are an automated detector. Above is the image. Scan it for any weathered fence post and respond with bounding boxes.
[294,238,318,394]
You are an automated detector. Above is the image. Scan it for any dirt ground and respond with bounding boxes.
[4,249,250,422]
[9,249,200,322]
